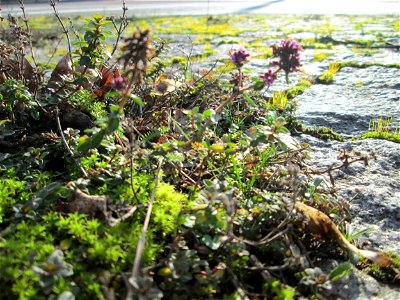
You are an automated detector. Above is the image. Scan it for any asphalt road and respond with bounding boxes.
[1,0,399,16]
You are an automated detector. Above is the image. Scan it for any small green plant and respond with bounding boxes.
[202,42,217,58]
[361,117,400,143]
[368,117,393,133]
[170,56,186,65]
[0,176,27,223]
[69,90,107,118]
[394,20,400,32]
[73,14,111,69]
[312,50,332,62]
[286,77,313,99]
[318,63,341,84]
[271,91,288,110]
[0,78,39,122]
[294,122,344,141]
[264,279,296,300]
[344,224,374,242]
[32,250,74,295]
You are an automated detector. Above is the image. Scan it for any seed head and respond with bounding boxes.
[118,27,155,84]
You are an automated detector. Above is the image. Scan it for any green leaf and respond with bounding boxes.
[92,13,104,21]
[130,95,144,107]
[253,80,265,91]
[210,144,224,153]
[183,215,196,228]
[313,177,323,188]
[79,55,94,68]
[57,291,75,300]
[191,107,199,114]
[242,92,255,105]
[77,130,106,152]
[97,33,106,41]
[36,182,61,199]
[90,130,107,148]
[346,225,374,242]
[201,234,221,250]
[107,115,120,132]
[76,136,90,152]
[329,261,352,282]
[203,109,213,118]
[30,110,40,120]
[277,286,295,300]
[30,182,62,210]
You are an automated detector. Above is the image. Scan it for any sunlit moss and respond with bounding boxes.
[312,50,333,62]
[286,77,313,99]
[361,117,400,143]
[361,132,400,143]
[393,20,400,32]
[318,63,341,84]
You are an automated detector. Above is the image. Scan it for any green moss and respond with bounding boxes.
[300,38,334,49]
[193,35,214,45]
[147,16,245,36]
[216,39,240,46]
[317,63,341,84]
[69,90,107,118]
[312,50,333,62]
[361,132,400,143]
[153,181,188,235]
[170,56,187,65]
[0,179,186,298]
[360,117,400,143]
[359,252,400,284]
[318,70,335,84]
[244,39,273,59]
[0,154,188,298]
[351,40,374,47]
[286,77,313,100]
[359,49,379,57]
[202,43,218,58]
[0,178,27,223]
[335,61,400,69]
[393,20,400,32]
[294,122,344,141]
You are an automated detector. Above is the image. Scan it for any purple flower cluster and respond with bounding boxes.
[272,39,303,76]
[225,40,303,92]
[229,46,250,68]
[259,69,277,87]
[111,76,128,91]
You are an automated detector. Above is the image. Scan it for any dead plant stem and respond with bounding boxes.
[126,158,163,300]
[50,0,73,64]
[18,0,37,67]
[110,0,129,57]
[55,108,88,178]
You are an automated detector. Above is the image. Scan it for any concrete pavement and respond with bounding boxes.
[2,0,399,16]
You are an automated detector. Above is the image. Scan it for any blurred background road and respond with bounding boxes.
[2,0,399,16]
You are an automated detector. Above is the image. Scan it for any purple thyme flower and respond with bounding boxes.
[229,46,250,68]
[272,39,303,80]
[259,69,277,87]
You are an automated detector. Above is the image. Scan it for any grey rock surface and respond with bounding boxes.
[296,67,400,137]
[297,135,400,254]
[318,259,400,300]
[294,135,400,299]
